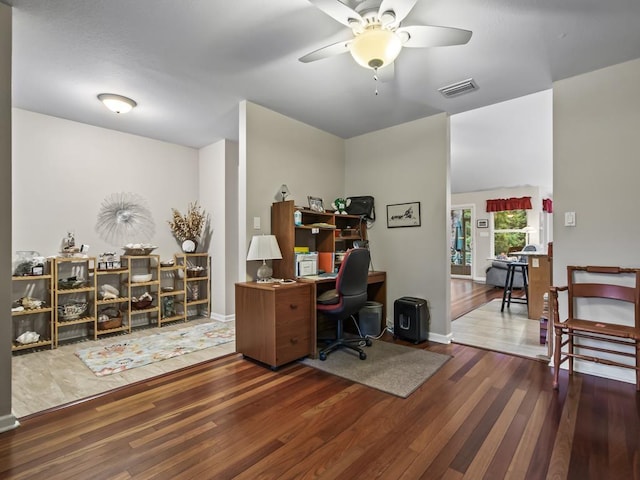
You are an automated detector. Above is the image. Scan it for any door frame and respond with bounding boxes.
[450,204,475,279]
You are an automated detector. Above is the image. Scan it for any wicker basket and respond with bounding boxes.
[132,299,153,310]
[186,268,206,278]
[122,246,157,256]
[58,302,88,321]
[97,317,123,330]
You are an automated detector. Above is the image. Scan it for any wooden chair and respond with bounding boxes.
[550,266,640,391]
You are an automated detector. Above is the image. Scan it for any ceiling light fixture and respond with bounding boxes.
[349,26,402,70]
[97,93,137,114]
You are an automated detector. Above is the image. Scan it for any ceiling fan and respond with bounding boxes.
[299,0,472,74]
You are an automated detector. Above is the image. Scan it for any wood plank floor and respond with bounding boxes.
[1,280,638,479]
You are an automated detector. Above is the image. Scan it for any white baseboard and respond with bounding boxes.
[211,312,235,323]
[555,360,636,386]
[0,413,19,433]
[429,332,453,345]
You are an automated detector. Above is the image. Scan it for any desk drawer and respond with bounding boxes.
[275,287,312,364]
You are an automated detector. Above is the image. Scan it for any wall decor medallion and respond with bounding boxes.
[95,192,155,246]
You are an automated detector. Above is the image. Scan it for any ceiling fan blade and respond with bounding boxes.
[397,25,472,48]
[378,0,418,27]
[299,39,351,63]
[377,62,395,83]
[308,0,363,27]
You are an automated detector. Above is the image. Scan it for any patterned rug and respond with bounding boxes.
[75,321,235,376]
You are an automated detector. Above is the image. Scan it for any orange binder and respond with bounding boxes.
[318,252,335,274]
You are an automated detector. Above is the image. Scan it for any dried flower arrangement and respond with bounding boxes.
[167,202,205,242]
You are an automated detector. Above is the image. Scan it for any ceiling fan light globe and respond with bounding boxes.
[349,28,402,70]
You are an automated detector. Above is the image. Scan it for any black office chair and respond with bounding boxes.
[316,248,372,361]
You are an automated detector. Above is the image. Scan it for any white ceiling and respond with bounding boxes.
[5,0,640,149]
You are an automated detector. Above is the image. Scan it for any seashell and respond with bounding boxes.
[16,331,40,344]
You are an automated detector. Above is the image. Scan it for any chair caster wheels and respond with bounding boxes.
[319,352,327,361]
[365,338,372,347]
[359,351,367,360]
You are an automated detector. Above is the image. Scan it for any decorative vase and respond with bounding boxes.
[181,239,197,253]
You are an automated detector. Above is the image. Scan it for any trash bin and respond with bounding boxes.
[359,301,383,336]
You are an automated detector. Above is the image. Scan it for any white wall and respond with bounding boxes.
[198,139,238,319]
[0,3,17,433]
[553,58,640,384]
[242,101,344,280]
[12,109,199,258]
[345,114,451,341]
[452,186,545,281]
[451,90,553,196]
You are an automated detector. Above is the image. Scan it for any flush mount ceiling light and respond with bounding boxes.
[97,93,137,114]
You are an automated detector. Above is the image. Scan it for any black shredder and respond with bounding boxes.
[393,297,429,344]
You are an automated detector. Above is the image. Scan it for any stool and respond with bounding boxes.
[501,262,529,312]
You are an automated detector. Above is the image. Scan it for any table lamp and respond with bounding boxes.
[247,234,282,282]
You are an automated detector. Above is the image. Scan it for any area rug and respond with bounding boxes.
[452,299,548,361]
[300,340,451,398]
[75,321,235,376]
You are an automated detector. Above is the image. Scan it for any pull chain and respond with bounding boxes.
[373,67,379,96]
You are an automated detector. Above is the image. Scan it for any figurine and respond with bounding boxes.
[331,197,351,215]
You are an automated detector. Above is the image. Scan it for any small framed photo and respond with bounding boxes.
[386,202,421,228]
[476,219,489,228]
[307,196,324,212]
[30,265,44,276]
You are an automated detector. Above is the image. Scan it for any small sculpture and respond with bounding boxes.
[331,197,351,215]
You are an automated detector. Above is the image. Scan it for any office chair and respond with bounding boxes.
[316,248,372,361]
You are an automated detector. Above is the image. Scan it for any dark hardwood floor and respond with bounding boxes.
[1,280,638,479]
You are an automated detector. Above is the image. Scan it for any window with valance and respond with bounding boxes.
[486,196,532,212]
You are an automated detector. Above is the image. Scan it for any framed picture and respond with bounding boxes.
[477,219,489,228]
[307,196,324,212]
[386,202,421,228]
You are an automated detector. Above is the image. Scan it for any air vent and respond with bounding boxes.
[438,78,478,98]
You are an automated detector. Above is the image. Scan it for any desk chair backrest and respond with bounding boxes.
[332,248,370,318]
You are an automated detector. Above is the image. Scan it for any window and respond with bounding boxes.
[493,210,527,256]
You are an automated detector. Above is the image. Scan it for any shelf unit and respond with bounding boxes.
[11,259,54,352]
[123,255,161,329]
[271,200,367,279]
[95,265,131,336]
[53,257,97,347]
[159,258,187,325]
[179,253,211,320]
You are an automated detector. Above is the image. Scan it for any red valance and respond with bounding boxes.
[486,196,532,212]
[542,198,553,213]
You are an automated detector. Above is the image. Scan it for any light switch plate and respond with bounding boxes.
[564,211,576,227]
[253,216,261,229]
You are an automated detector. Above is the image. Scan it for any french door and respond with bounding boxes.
[450,207,472,276]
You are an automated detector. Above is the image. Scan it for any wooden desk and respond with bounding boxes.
[299,271,387,348]
[235,272,387,366]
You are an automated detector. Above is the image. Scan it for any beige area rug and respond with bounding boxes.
[300,339,451,398]
[452,299,549,361]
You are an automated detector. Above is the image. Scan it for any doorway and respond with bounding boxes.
[450,207,472,276]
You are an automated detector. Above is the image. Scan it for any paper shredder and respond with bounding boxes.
[393,297,429,344]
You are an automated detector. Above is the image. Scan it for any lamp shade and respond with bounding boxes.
[350,27,402,69]
[247,235,282,261]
